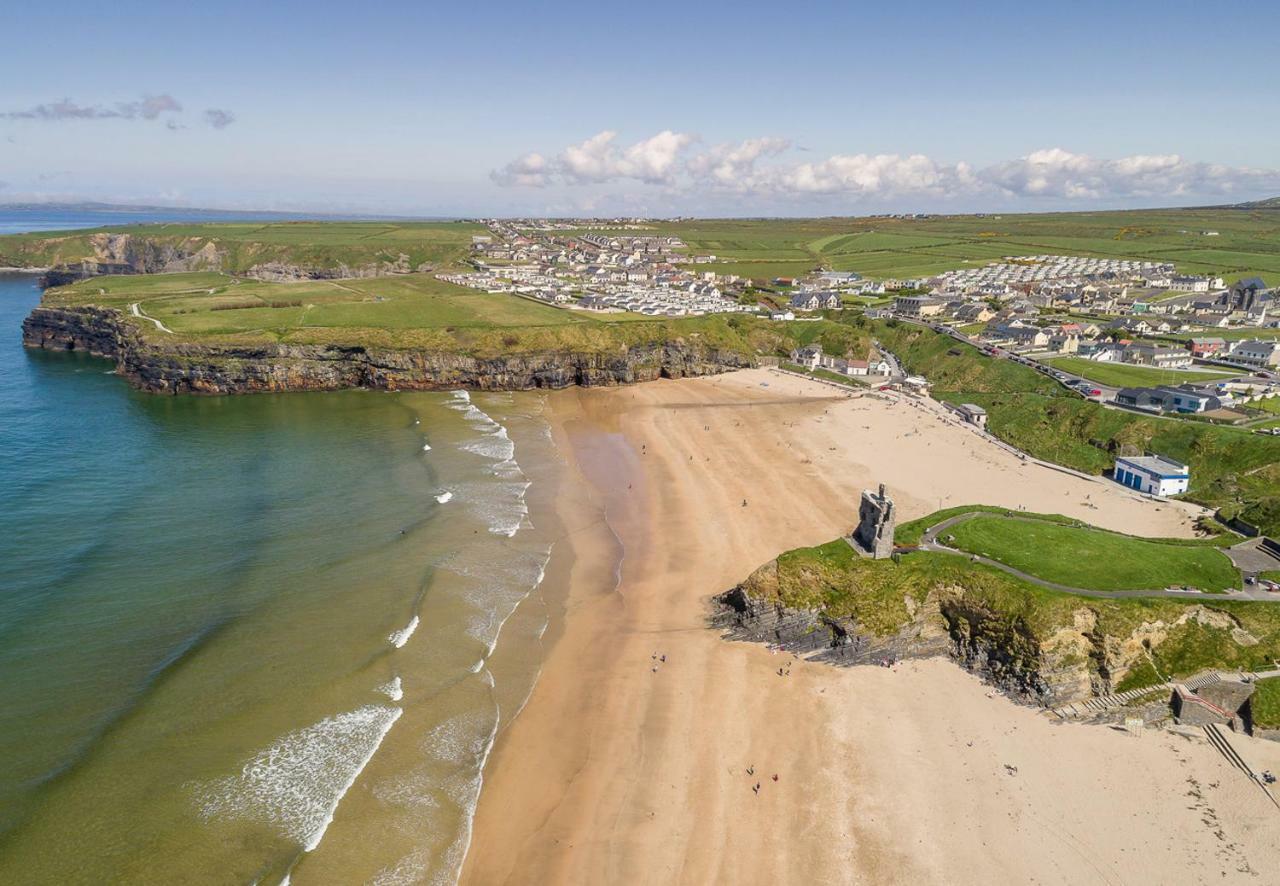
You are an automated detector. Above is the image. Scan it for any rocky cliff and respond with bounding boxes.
[715,576,1059,702]
[38,233,224,286]
[720,553,1275,707]
[22,304,754,395]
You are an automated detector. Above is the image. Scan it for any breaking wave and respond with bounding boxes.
[445,391,529,537]
[377,676,404,702]
[196,704,403,852]
[388,616,419,649]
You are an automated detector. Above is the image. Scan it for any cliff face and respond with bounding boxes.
[244,255,431,283]
[39,234,225,286]
[722,557,1267,707]
[22,305,753,395]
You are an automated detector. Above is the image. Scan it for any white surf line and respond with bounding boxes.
[130,302,175,334]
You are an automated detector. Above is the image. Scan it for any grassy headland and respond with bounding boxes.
[745,527,1280,692]
[34,268,878,358]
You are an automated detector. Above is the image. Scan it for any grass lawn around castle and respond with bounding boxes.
[943,515,1240,592]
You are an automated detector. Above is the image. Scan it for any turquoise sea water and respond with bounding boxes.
[0,221,561,883]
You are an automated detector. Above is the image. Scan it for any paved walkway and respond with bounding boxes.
[917,511,1278,602]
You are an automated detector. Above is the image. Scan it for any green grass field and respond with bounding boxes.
[652,208,1280,282]
[1045,356,1238,388]
[894,505,1081,546]
[944,515,1240,592]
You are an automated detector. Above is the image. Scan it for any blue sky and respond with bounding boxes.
[2,0,1278,216]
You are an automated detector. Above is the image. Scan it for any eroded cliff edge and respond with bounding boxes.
[715,545,1279,708]
[22,304,754,394]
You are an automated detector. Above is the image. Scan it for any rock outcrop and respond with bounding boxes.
[22,305,754,395]
[244,253,429,282]
[39,234,225,286]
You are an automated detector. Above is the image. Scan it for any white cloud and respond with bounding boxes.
[494,130,695,187]
[771,152,962,196]
[686,137,791,188]
[560,130,695,184]
[491,151,553,187]
[975,148,1276,200]
[494,134,1280,206]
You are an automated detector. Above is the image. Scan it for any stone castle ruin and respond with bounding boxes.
[852,483,895,559]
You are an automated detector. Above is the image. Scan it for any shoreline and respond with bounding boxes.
[459,369,1280,885]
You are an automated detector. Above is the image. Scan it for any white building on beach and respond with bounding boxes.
[1113,454,1190,497]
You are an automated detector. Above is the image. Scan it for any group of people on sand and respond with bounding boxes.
[745,764,780,795]
[650,651,667,673]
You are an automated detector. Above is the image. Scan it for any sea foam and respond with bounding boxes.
[388,616,419,649]
[196,704,403,852]
[377,676,404,702]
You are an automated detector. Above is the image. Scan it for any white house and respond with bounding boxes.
[1113,454,1190,497]
[1232,340,1280,369]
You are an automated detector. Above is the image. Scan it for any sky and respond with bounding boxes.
[2,0,1279,217]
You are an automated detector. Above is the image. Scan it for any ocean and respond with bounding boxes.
[0,211,565,883]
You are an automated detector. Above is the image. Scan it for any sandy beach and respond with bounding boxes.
[460,369,1280,885]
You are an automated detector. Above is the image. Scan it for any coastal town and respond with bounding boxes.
[456,218,1279,422]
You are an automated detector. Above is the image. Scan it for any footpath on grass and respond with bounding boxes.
[916,511,1277,602]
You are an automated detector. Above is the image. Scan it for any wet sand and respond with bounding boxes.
[460,369,1280,885]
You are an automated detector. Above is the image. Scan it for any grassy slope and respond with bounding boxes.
[871,320,1280,535]
[894,505,1078,546]
[944,515,1240,591]
[1044,356,1238,388]
[755,537,1280,684]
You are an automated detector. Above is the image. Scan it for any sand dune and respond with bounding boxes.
[461,369,1280,885]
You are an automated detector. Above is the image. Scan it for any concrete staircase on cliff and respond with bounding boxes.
[1050,666,1280,720]
[1050,684,1171,719]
